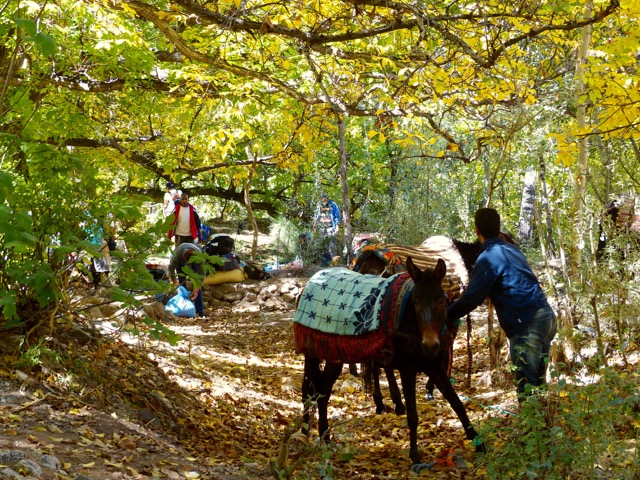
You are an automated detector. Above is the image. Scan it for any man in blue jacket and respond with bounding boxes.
[314,193,342,266]
[448,208,557,399]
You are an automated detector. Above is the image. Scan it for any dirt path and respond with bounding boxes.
[1,287,512,479]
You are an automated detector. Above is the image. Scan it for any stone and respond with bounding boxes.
[0,451,24,464]
[222,292,244,303]
[211,289,225,301]
[282,293,297,303]
[88,306,103,319]
[139,408,162,428]
[40,454,61,470]
[15,459,42,478]
[143,302,165,320]
[99,302,121,317]
[208,299,228,309]
[0,468,22,480]
[218,284,237,295]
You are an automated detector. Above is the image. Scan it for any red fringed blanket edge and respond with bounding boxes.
[294,273,410,364]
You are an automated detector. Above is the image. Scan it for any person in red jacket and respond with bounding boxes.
[168,193,201,247]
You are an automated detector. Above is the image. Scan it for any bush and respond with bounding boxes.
[480,368,640,479]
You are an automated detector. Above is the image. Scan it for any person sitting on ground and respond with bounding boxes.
[168,242,206,318]
[168,192,201,247]
[447,207,557,400]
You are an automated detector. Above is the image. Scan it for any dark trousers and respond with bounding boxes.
[175,235,193,247]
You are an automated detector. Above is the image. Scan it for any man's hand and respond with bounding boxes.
[190,288,200,300]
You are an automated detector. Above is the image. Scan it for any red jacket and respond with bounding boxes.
[168,204,199,240]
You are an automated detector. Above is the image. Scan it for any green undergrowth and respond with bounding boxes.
[479,367,640,479]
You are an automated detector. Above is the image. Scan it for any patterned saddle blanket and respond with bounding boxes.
[294,270,414,364]
[294,268,399,336]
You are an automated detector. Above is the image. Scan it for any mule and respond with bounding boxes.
[597,196,640,261]
[294,257,482,464]
[355,234,514,408]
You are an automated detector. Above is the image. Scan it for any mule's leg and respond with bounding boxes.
[399,367,421,464]
[426,333,454,400]
[317,361,343,443]
[426,364,485,452]
[384,367,406,415]
[371,366,385,414]
[301,356,322,436]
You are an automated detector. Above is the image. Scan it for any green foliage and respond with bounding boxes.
[15,338,61,371]
[269,216,307,262]
[14,18,56,56]
[480,368,640,479]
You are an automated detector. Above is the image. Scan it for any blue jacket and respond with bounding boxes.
[447,236,551,337]
[315,200,342,231]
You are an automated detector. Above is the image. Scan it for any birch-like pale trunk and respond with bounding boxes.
[517,167,538,248]
[571,0,593,267]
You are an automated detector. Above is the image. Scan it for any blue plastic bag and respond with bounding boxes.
[165,286,196,317]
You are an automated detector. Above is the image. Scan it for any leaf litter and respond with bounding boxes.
[0,286,507,479]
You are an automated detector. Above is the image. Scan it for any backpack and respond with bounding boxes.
[244,260,271,280]
[217,252,242,272]
[204,234,235,256]
[200,224,212,242]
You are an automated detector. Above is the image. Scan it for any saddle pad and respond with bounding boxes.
[293,268,397,336]
[294,273,412,364]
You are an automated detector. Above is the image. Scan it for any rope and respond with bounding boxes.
[466,313,472,390]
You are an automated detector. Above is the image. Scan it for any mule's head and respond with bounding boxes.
[406,256,448,358]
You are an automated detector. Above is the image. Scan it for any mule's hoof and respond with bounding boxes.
[395,404,406,416]
[411,462,434,474]
[475,442,487,454]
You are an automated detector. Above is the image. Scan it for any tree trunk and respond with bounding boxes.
[337,115,352,264]
[517,167,538,248]
[244,147,259,260]
[385,138,399,242]
[571,0,593,267]
[538,153,556,257]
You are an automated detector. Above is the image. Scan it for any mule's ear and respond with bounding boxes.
[434,258,447,282]
[406,256,420,281]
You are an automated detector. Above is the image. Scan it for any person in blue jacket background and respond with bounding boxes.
[314,193,342,266]
[447,207,557,400]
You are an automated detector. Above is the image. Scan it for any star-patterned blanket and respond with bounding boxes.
[294,268,398,336]
[293,271,413,364]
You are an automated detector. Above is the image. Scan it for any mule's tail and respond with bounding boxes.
[362,362,374,394]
